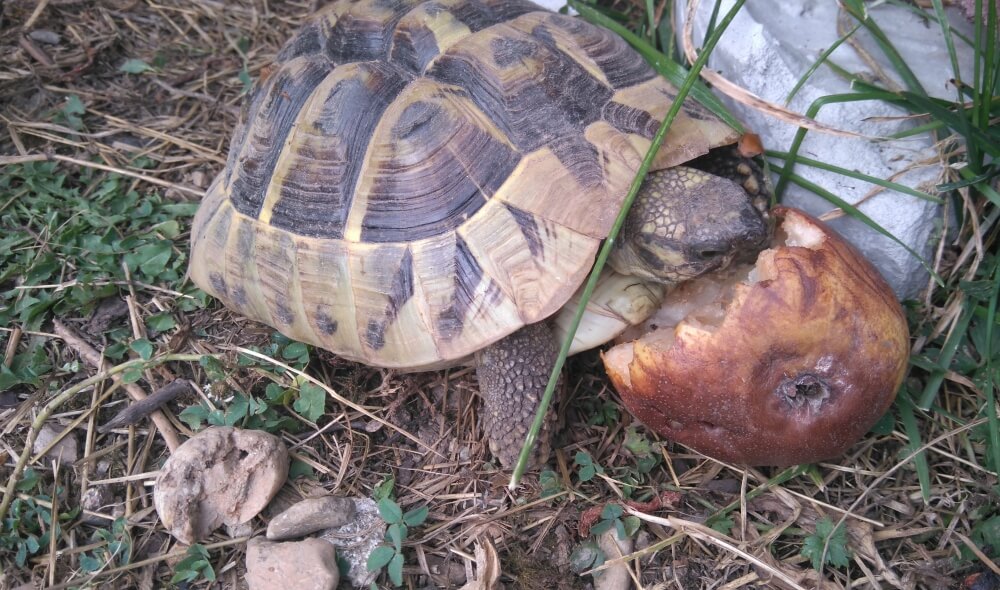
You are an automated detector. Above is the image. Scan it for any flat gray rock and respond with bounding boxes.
[676,0,976,299]
[321,498,385,588]
[266,496,356,541]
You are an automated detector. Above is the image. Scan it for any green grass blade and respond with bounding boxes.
[643,0,655,42]
[657,4,679,60]
[895,92,999,159]
[572,2,745,131]
[840,0,928,95]
[897,392,932,503]
[929,0,964,93]
[925,0,979,166]
[704,0,723,42]
[510,0,748,489]
[767,150,943,204]
[889,119,950,139]
[850,80,1000,163]
[884,0,976,47]
[936,165,1000,192]
[569,0,631,23]
[975,0,998,159]
[918,300,976,410]
[983,255,1000,477]
[984,376,1000,478]
[767,163,943,287]
[960,161,1000,208]
[887,94,1000,138]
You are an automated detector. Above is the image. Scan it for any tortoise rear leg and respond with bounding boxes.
[476,322,561,469]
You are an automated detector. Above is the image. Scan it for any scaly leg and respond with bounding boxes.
[476,322,561,469]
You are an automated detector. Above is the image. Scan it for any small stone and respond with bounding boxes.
[266,496,356,541]
[28,30,61,45]
[426,555,467,586]
[33,423,78,463]
[321,498,385,588]
[595,528,634,590]
[227,521,254,539]
[245,537,339,590]
[80,486,115,525]
[190,170,208,188]
[154,427,289,544]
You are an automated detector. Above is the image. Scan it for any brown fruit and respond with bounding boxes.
[603,207,908,466]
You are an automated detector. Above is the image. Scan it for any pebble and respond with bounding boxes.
[80,486,115,526]
[33,423,78,463]
[245,537,339,590]
[266,496,356,541]
[28,30,61,45]
[596,528,634,590]
[153,427,289,544]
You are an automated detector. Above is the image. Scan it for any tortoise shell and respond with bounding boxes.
[188,0,739,370]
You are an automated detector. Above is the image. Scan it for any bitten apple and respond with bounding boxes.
[603,207,908,466]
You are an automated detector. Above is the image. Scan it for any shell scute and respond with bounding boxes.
[228,57,330,220]
[261,60,412,238]
[350,79,521,243]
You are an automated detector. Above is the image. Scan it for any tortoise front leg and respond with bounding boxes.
[476,322,561,469]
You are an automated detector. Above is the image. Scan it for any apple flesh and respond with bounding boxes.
[603,207,909,466]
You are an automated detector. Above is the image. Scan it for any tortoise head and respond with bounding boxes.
[610,166,768,284]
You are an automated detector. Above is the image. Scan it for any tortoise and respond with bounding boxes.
[188,0,769,468]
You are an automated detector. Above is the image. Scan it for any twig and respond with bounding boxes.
[3,327,22,368]
[619,507,810,590]
[53,320,182,452]
[955,531,1000,576]
[89,471,160,486]
[0,352,203,523]
[53,320,182,453]
[99,379,192,433]
[151,77,225,105]
[22,0,52,31]
[19,35,55,66]
[48,462,60,588]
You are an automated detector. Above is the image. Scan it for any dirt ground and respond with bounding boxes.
[0,1,996,589]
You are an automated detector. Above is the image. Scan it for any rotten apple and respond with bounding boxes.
[603,207,909,466]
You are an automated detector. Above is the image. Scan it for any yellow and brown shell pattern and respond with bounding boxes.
[189,0,739,371]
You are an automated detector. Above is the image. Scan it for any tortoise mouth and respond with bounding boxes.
[679,252,737,280]
[608,211,826,385]
[611,263,748,365]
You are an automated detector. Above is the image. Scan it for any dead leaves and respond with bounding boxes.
[459,538,501,590]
